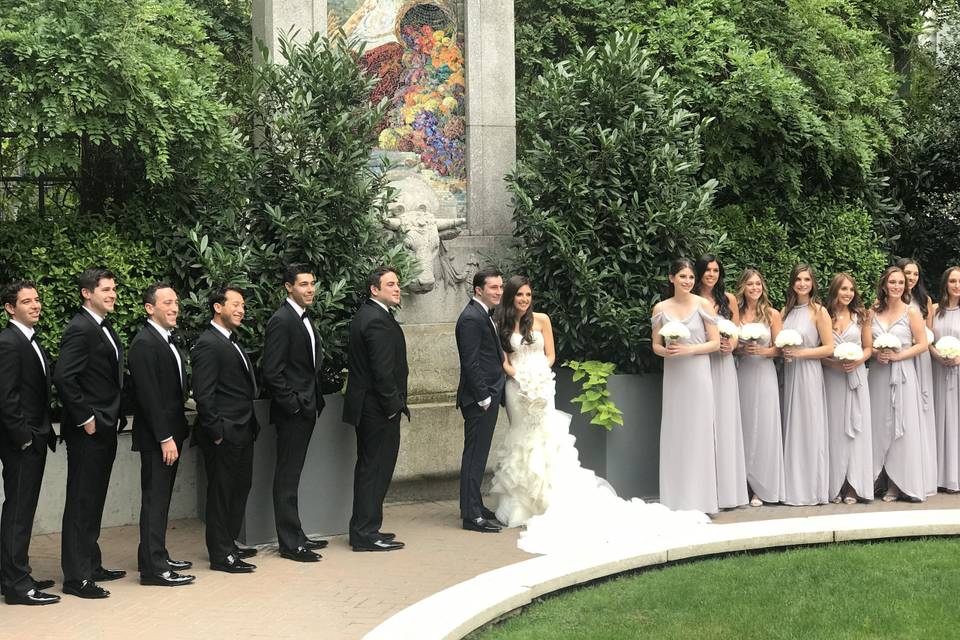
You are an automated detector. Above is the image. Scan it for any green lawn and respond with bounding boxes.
[471,538,960,640]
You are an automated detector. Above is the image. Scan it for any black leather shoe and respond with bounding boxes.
[167,559,193,571]
[280,546,321,562]
[91,567,126,582]
[63,580,110,599]
[463,517,501,533]
[210,554,256,573]
[5,589,61,605]
[234,546,258,559]
[140,571,196,586]
[303,538,329,550]
[480,508,505,527]
[352,539,405,552]
[34,578,56,591]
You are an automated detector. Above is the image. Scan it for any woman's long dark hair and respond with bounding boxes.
[496,275,534,353]
[662,258,696,299]
[826,273,867,327]
[937,266,960,318]
[694,254,732,319]
[783,263,822,319]
[896,258,929,320]
[873,266,911,314]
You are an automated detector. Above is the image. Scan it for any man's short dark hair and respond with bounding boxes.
[472,267,502,295]
[142,281,175,306]
[368,266,398,292]
[2,280,38,309]
[208,285,245,315]
[282,263,314,286]
[78,268,116,299]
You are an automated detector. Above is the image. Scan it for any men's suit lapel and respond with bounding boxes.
[215,328,258,396]
[10,324,47,385]
[471,299,503,359]
[82,311,122,385]
[147,323,184,391]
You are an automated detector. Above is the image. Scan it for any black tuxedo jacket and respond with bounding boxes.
[190,325,259,446]
[342,300,409,426]
[0,323,56,452]
[455,299,506,409]
[128,323,189,451]
[53,309,125,439]
[262,302,325,421]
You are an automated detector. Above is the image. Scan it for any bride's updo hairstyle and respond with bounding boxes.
[496,275,535,353]
[663,258,695,299]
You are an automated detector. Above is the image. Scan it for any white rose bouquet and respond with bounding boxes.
[834,342,864,362]
[774,329,803,349]
[658,320,691,345]
[873,334,902,352]
[936,335,960,359]
[739,323,770,344]
[514,367,556,406]
[717,318,739,340]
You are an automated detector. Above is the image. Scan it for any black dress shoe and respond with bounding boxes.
[480,509,505,527]
[140,571,196,586]
[280,546,321,562]
[63,580,110,599]
[210,554,256,573]
[352,539,405,552]
[303,538,329,550]
[167,559,193,570]
[377,532,397,542]
[463,517,501,533]
[5,589,61,605]
[34,578,56,591]
[92,567,126,582]
[234,546,258,559]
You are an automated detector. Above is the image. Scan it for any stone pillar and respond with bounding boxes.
[252,0,327,63]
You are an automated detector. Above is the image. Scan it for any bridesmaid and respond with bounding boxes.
[694,255,748,509]
[652,258,720,514]
[869,266,928,502]
[822,273,873,503]
[734,268,785,506]
[898,258,937,496]
[930,266,960,492]
[780,263,833,506]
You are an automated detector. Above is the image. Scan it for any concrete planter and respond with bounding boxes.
[555,369,663,501]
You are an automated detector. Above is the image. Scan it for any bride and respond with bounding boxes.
[489,275,708,555]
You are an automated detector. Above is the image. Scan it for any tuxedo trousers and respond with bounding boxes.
[202,438,253,562]
[459,398,501,520]
[0,439,47,596]
[349,402,401,545]
[273,414,315,552]
[138,446,181,576]
[62,431,117,582]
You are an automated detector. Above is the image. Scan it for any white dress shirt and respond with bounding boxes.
[471,297,495,410]
[147,319,179,444]
[10,318,45,374]
[286,298,316,366]
[79,307,120,428]
[210,321,249,370]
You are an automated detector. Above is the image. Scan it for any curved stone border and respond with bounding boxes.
[364,509,960,639]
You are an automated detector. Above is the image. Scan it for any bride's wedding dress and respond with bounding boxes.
[490,330,709,555]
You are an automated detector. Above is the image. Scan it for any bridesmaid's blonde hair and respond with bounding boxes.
[735,268,774,326]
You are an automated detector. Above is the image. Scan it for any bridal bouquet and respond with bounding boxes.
[936,335,960,359]
[739,323,769,344]
[658,320,690,345]
[717,318,739,339]
[873,334,902,352]
[515,366,555,405]
[774,329,802,349]
[834,342,864,362]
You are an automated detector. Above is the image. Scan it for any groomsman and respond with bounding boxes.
[0,281,59,605]
[455,268,506,533]
[192,286,260,573]
[54,268,127,599]
[127,283,194,586]
[262,265,327,562]
[343,267,408,552]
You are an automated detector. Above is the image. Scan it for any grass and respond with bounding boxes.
[471,538,960,640]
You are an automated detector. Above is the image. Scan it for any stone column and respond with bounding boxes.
[252,0,327,63]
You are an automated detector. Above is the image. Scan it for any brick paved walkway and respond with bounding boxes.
[8,494,960,639]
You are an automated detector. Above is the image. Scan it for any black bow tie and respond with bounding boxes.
[301,311,309,321]
[29,333,37,342]
[100,319,112,330]
[488,308,496,318]
[229,333,238,343]
[168,334,176,345]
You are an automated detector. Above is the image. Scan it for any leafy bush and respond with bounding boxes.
[509,31,720,374]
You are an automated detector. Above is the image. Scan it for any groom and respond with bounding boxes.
[455,268,506,533]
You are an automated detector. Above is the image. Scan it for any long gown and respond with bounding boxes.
[736,329,785,503]
[823,317,873,501]
[781,304,830,506]
[489,330,709,555]
[869,312,927,500]
[933,307,960,491]
[710,345,748,509]
[911,300,938,496]
[656,307,720,514]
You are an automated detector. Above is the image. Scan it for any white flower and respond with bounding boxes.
[834,342,864,361]
[936,335,960,359]
[659,320,691,343]
[515,367,556,405]
[717,318,739,339]
[873,333,902,351]
[774,329,803,348]
[739,322,770,343]
[926,327,935,344]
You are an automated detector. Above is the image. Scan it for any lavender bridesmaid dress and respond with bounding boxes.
[737,329,785,503]
[933,307,960,491]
